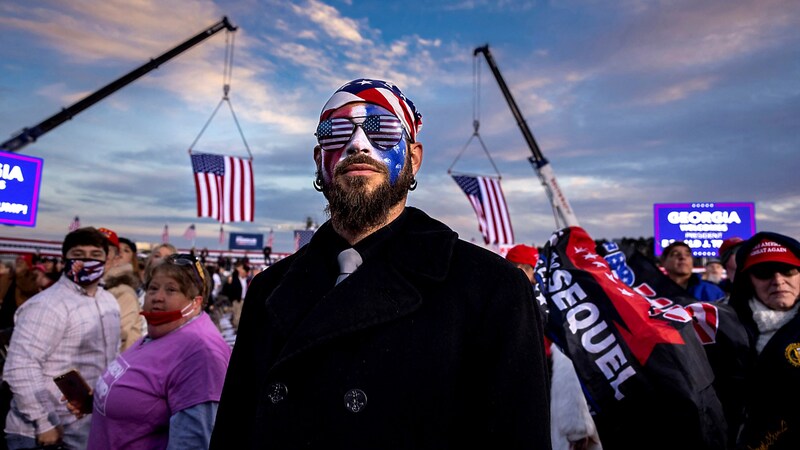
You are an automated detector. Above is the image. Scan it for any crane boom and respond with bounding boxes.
[474,44,580,228]
[2,16,237,153]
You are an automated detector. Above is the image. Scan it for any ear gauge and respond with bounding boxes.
[408,177,418,191]
[313,173,324,192]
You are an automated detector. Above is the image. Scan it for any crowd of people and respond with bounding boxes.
[0,77,796,449]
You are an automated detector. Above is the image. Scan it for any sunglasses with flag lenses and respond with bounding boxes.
[166,254,207,295]
[315,115,405,152]
[749,263,800,280]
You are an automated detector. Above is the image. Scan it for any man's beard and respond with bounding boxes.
[321,154,414,235]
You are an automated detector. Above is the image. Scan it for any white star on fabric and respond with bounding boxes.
[573,246,588,254]
[604,272,618,283]
[582,252,600,260]
[358,80,372,85]
[591,261,607,268]
[617,287,635,297]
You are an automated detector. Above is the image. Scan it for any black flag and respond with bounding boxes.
[535,227,727,449]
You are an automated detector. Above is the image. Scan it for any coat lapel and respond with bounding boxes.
[265,208,457,370]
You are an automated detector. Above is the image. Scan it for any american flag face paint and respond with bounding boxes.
[316,115,404,152]
[319,103,408,185]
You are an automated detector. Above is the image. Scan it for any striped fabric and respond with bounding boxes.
[191,153,254,223]
[452,175,514,245]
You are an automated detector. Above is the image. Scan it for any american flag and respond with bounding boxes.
[317,116,402,150]
[68,216,80,232]
[452,175,514,245]
[161,224,169,244]
[267,228,274,248]
[191,153,254,223]
[183,224,196,241]
[294,229,315,252]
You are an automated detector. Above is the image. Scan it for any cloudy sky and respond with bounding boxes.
[1,0,798,253]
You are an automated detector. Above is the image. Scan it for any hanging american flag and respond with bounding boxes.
[68,216,80,232]
[452,174,514,245]
[294,229,315,251]
[183,224,197,241]
[191,152,254,223]
[161,224,169,244]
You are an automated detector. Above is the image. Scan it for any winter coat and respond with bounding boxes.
[728,231,800,449]
[210,207,552,449]
[104,263,142,352]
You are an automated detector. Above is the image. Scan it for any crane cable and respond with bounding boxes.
[447,54,501,179]
[188,29,252,160]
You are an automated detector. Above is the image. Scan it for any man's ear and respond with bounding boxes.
[313,145,322,168]
[409,142,423,176]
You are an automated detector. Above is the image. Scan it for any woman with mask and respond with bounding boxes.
[728,232,800,449]
[71,254,231,450]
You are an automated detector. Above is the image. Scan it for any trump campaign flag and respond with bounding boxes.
[534,227,726,449]
[191,152,254,223]
[451,175,514,245]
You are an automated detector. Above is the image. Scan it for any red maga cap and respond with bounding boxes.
[97,227,120,248]
[506,244,539,267]
[718,237,744,264]
[741,239,800,272]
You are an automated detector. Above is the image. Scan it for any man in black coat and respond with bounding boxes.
[210,78,551,449]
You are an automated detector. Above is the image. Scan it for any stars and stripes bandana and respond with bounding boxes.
[320,78,423,142]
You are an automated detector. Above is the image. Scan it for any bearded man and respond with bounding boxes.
[211,79,551,449]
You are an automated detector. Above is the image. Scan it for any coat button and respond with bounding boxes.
[344,388,367,413]
[267,382,288,404]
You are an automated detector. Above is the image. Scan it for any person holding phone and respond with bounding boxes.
[71,254,230,449]
[4,227,120,450]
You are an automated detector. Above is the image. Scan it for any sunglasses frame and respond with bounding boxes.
[166,254,207,297]
[749,264,800,281]
[315,115,408,152]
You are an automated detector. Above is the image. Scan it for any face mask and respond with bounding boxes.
[140,301,196,326]
[63,258,105,286]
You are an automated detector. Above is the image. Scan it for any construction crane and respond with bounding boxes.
[474,44,580,229]
[2,16,237,153]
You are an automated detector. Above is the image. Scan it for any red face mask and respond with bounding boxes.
[140,301,196,326]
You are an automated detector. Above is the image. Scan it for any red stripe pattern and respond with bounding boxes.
[452,175,514,245]
[191,153,254,223]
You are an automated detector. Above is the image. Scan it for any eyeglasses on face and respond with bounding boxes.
[315,115,406,152]
[749,264,800,280]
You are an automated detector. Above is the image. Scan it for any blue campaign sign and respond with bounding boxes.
[0,151,44,227]
[229,232,263,251]
[653,202,756,257]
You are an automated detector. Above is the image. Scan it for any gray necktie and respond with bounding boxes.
[336,248,362,285]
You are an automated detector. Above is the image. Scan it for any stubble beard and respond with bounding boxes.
[321,154,414,235]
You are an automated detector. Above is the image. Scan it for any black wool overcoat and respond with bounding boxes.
[210,207,552,449]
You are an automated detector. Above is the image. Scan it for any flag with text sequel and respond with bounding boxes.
[534,227,726,448]
[191,152,254,223]
[451,175,514,245]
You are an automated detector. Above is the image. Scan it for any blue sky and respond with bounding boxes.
[1,0,798,253]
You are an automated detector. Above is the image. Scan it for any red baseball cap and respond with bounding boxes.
[506,244,539,267]
[741,239,800,272]
[718,237,744,264]
[97,227,120,248]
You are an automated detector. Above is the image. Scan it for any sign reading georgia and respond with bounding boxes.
[653,202,756,257]
[0,150,44,227]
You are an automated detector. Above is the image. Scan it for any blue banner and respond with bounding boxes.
[0,151,43,227]
[653,202,756,257]
[228,232,263,250]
